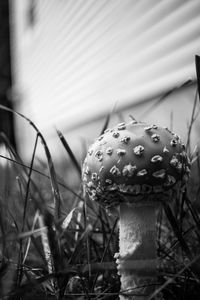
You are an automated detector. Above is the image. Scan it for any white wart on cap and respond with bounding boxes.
[82,121,190,207]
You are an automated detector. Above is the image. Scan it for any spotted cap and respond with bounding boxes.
[82,121,190,207]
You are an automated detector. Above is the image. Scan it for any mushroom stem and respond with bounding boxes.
[116,202,160,300]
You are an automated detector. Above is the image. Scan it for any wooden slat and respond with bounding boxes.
[11,0,200,135]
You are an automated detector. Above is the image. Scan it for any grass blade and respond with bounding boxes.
[163,202,192,259]
[195,55,200,100]
[22,211,40,264]
[100,101,118,136]
[21,134,39,234]
[186,88,198,153]
[100,113,111,136]
[147,254,200,300]
[140,79,193,118]
[56,128,81,176]
[0,104,62,220]
[0,154,83,201]
[91,217,118,292]
[38,214,53,275]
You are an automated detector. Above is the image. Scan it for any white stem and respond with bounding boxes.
[116,202,160,300]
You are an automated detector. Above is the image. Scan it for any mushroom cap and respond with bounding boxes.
[82,121,190,207]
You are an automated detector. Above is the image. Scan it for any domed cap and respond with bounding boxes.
[82,121,190,207]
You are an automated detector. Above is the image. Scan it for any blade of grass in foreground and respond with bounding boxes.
[100,112,111,136]
[140,78,193,118]
[0,142,48,215]
[0,104,62,220]
[68,224,93,265]
[186,88,199,153]
[38,214,53,275]
[8,269,77,299]
[195,55,200,100]
[147,253,200,300]
[99,101,118,136]
[91,217,118,292]
[22,133,39,232]
[163,202,192,259]
[56,128,81,176]
[16,176,26,290]
[22,211,40,264]
[0,154,83,201]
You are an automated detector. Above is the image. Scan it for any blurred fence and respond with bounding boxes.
[9,0,200,160]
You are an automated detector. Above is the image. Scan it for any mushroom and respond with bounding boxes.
[82,121,190,299]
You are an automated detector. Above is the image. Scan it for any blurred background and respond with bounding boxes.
[1,0,200,165]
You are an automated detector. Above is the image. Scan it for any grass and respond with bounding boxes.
[0,79,200,299]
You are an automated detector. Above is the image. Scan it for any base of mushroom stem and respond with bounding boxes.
[119,275,160,300]
[116,257,159,300]
[118,202,160,299]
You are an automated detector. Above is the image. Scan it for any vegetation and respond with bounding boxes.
[0,76,200,299]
